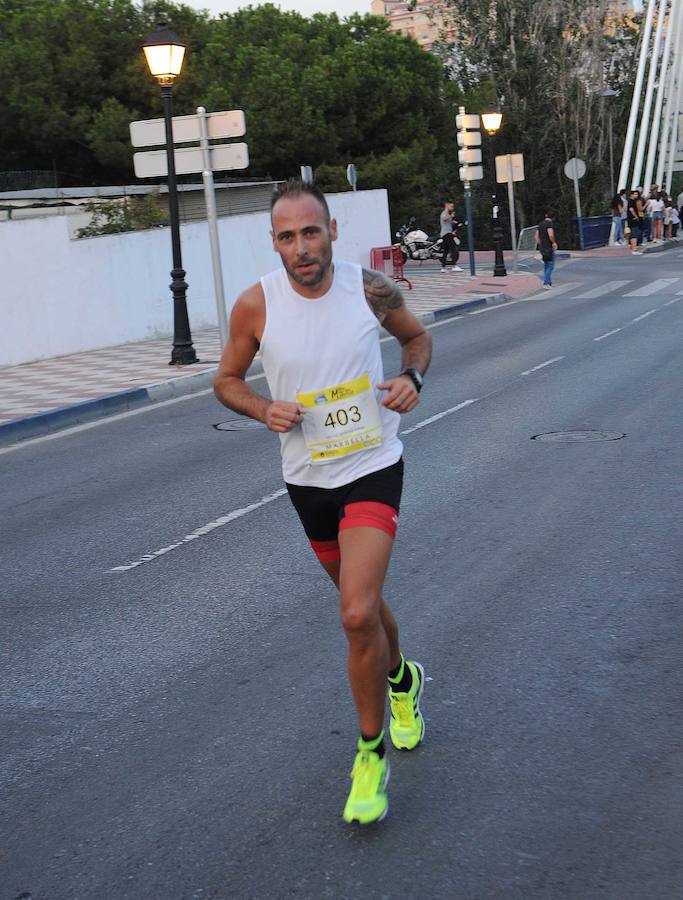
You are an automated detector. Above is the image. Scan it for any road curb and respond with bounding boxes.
[0,293,509,449]
[0,370,219,449]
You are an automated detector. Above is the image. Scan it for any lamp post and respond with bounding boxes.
[481,104,506,277]
[142,25,198,366]
[602,88,618,197]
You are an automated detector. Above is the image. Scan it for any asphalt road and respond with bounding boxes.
[2,251,682,900]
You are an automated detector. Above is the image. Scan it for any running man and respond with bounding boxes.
[214,178,432,825]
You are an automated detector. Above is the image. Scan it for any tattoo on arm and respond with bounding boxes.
[362,268,404,322]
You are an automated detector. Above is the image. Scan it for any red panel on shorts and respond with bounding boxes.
[339,501,399,539]
[310,538,341,563]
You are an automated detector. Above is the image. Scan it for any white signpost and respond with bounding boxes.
[496,153,525,272]
[130,108,248,347]
[130,110,246,148]
[132,142,249,179]
[564,157,586,249]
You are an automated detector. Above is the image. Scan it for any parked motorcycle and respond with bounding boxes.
[395,216,461,263]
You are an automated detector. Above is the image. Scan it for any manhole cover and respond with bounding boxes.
[213,418,263,432]
[532,429,625,443]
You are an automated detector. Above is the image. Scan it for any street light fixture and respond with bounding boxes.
[481,108,503,136]
[481,103,506,277]
[142,25,198,366]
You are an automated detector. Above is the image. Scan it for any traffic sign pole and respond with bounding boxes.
[506,156,518,273]
[464,184,476,277]
[457,106,482,276]
[197,106,228,349]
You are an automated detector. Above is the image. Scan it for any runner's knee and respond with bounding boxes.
[340,595,381,636]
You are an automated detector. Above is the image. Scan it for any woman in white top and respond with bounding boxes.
[653,192,666,241]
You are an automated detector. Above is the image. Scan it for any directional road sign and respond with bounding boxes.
[130,110,246,148]
[133,142,249,178]
[455,113,481,130]
[458,148,482,165]
[457,131,482,147]
[459,165,484,182]
[496,153,525,183]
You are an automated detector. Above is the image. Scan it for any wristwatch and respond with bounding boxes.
[401,367,424,393]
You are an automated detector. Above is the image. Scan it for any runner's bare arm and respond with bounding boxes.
[213,286,304,433]
[363,268,432,412]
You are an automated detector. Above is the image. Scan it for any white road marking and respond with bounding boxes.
[594,328,622,342]
[520,356,565,376]
[631,309,657,323]
[623,278,678,296]
[534,282,582,298]
[109,488,288,573]
[573,280,632,299]
[663,296,682,306]
[676,289,683,295]
[400,399,478,435]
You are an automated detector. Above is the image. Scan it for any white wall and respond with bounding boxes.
[0,190,391,367]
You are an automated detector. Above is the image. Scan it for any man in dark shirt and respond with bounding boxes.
[534,213,558,289]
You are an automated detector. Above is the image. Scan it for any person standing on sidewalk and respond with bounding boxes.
[627,189,643,254]
[534,213,557,288]
[611,193,625,245]
[214,178,432,826]
[439,200,463,272]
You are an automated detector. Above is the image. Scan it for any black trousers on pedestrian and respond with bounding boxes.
[441,232,459,267]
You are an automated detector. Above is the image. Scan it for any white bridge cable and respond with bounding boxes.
[665,13,683,190]
[632,0,669,189]
[618,0,658,192]
[656,0,683,186]
[644,0,680,192]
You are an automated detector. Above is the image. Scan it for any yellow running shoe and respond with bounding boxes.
[342,748,390,825]
[388,660,425,750]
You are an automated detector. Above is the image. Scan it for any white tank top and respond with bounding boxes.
[260,261,403,488]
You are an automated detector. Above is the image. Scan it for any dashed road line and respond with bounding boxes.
[594,328,623,342]
[109,488,288,573]
[631,309,657,323]
[520,357,565,376]
[400,399,479,435]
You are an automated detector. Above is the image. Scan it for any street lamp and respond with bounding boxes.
[142,25,198,366]
[602,88,618,197]
[482,103,506,277]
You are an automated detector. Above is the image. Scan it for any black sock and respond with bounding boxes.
[388,653,413,693]
[359,730,385,759]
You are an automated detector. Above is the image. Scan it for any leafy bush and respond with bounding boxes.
[77,192,168,238]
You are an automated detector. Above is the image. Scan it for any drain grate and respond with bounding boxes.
[213,418,263,432]
[532,429,625,443]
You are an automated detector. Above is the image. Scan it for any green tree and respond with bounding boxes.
[441,0,642,239]
[0,0,469,232]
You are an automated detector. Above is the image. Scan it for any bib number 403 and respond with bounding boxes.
[324,405,361,428]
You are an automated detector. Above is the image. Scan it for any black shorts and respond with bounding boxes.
[286,458,404,562]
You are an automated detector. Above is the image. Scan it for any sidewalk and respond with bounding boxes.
[0,265,541,447]
[567,235,683,258]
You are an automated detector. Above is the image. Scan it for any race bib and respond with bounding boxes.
[296,374,383,464]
